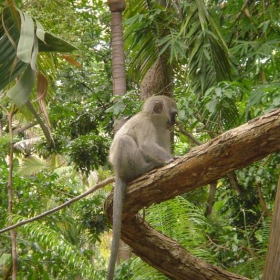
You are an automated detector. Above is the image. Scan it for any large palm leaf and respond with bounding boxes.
[178,0,231,95]
[0,5,76,95]
[124,0,237,130]
[0,5,77,142]
[124,0,231,91]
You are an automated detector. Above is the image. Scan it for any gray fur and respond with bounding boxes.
[107,95,177,280]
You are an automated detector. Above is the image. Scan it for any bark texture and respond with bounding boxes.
[105,108,280,279]
[107,0,129,264]
[122,216,248,280]
[263,176,280,279]
[110,11,126,97]
[140,57,173,99]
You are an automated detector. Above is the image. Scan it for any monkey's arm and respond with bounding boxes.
[139,131,173,165]
[141,143,173,164]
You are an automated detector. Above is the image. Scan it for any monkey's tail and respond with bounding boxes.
[106,177,126,280]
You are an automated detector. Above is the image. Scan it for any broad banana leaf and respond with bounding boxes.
[0,5,77,106]
[0,5,77,144]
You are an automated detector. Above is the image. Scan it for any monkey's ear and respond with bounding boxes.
[153,101,164,114]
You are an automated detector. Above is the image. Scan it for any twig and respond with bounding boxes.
[13,122,37,135]
[205,182,217,216]
[0,177,115,234]
[9,114,17,279]
[176,121,202,146]
[257,182,272,216]
[235,0,252,22]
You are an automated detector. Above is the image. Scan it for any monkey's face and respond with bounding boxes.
[167,110,177,129]
[144,95,178,129]
[171,111,177,124]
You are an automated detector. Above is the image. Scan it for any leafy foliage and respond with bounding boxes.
[1,0,280,279]
[0,1,111,278]
[41,100,111,175]
[130,197,213,279]
[9,214,97,279]
[148,196,213,260]
[0,5,76,103]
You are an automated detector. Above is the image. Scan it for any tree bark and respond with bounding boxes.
[122,216,248,280]
[7,111,18,279]
[140,57,173,99]
[108,0,130,264]
[105,108,280,279]
[108,0,126,97]
[263,176,280,279]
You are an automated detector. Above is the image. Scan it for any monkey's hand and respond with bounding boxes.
[173,156,181,160]
[165,156,180,164]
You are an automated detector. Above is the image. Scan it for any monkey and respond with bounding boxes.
[106,95,178,280]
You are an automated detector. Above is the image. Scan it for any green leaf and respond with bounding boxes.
[247,89,263,108]
[17,9,35,64]
[0,6,77,91]
[178,109,186,120]
[36,20,45,42]
[38,32,77,52]
[0,6,26,90]
[215,87,222,97]
[206,98,218,113]
[36,17,77,52]
[6,64,35,107]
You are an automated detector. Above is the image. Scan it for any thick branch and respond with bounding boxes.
[106,108,280,218]
[121,216,248,280]
[105,108,280,279]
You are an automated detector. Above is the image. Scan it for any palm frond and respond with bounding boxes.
[131,258,168,280]
[8,214,97,279]
[146,196,214,261]
[124,6,160,81]
[180,0,231,95]
[130,196,215,279]
[0,4,77,144]
[17,156,47,176]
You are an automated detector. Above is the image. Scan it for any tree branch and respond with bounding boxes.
[176,120,202,146]
[13,122,37,135]
[105,108,280,279]
[205,182,217,216]
[122,216,248,280]
[257,182,272,216]
[0,177,114,234]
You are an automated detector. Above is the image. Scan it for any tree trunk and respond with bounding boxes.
[105,108,280,279]
[263,176,280,279]
[139,0,173,100]
[108,0,127,133]
[108,0,126,97]
[107,0,130,264]
[140,57,173,99]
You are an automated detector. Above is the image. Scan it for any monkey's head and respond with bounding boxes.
[143,95,178,129]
